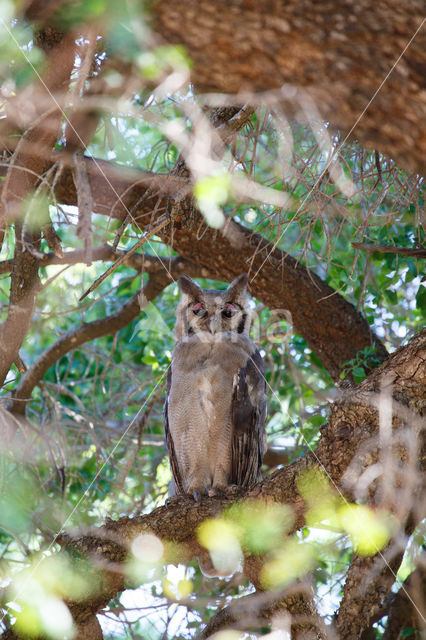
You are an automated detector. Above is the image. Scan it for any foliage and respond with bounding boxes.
[339,345,383,383]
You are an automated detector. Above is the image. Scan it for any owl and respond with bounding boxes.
[164,273,267,499]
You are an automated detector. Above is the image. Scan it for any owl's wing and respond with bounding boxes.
[164,365,184,494]
[231,349,267,487]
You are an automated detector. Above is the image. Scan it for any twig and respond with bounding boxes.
[42,222,63,258]
[79,215,169,301]
[351,242,426,258]
[73,149,93,264]
[374,150,382,187]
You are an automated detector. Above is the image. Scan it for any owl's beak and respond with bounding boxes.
[209,315,217,334]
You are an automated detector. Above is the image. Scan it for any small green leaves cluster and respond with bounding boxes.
[340,345,383,383]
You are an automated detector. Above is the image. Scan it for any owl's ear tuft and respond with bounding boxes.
[226,273,248,299]
[178,275,203,299]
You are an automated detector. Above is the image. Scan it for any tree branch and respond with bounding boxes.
[1,29,76,227]
[151,0,425,177]
[0,225,41,387]
[0,28,76,386]
[195,581,326,640]
[0,245,176,275]
[352,242,426,259]
[0,153,388,381]
[8,257,212,413]
[382,567,426,639]
[335,548,407,640]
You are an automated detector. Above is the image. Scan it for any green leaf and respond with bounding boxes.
[384,289,398,304]
[406,259,419,278]
[416,285,426,317]
[352,367,366,383]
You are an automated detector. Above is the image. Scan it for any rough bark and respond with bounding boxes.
[152,0,426,176]
[17,0,426,176]
[0,227,41,387]
[0,5,423,639]
[2,328,423,639]
[382,567,426,640]
[196,581,326,640]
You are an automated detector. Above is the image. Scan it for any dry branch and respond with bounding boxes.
[78,215,170,301]
[73,149,93,264]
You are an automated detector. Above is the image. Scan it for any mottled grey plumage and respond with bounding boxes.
[165,274,267,498]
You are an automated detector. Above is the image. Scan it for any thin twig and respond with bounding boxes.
[79,215,169,301]
[352,242,426,258]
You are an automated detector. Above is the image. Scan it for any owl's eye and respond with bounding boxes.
[192,302,206,316]
[222,303,237,318]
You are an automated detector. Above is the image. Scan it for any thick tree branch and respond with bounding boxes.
[1,29,76,226]
[0,29,76,386]
[0,154,388,381]
[336,549,408,640]
[195,581,326,640]
[0,225,41,387]
[13,1,426,179]
[152,0,425,177]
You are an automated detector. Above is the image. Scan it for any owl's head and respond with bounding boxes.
[175,274,251,340]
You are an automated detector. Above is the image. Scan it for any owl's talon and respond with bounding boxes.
[207,486,218,497]
[193,490,201,502]
[224,484,243,498]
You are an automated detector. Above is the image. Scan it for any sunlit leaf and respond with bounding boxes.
[339,504,394,556]
[226,500,294,553]
[11,571,76,639]
[261,538,315,589]
[197,518,243,575]
[162,576,193,601]
[194,173,231,228]
[297,468,341,527]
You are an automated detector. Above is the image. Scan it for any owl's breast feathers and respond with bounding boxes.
[164,333,267,495]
